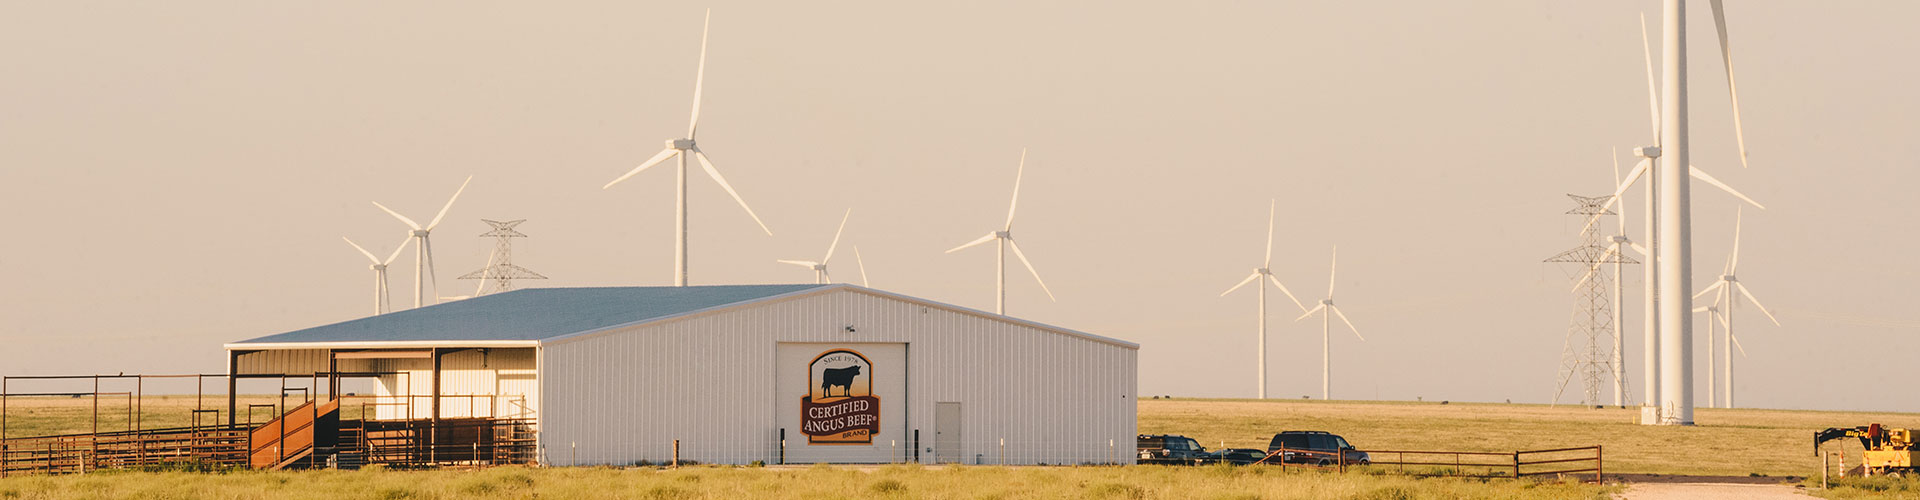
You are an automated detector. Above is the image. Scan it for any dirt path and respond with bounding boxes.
[1617,482,1814,499]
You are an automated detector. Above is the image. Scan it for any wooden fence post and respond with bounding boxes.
[1512,451,1521,478]
[672,439,680,468]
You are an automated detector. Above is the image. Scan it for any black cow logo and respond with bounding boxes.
[820,365,862,398]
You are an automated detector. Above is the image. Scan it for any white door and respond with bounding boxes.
[934,402,961,463]
[776,343,906,463]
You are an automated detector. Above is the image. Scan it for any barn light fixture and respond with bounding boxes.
[844,325,856,333]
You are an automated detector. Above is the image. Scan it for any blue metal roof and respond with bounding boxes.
[232,284,828,345]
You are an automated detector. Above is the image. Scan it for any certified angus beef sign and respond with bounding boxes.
[801,348,881,444]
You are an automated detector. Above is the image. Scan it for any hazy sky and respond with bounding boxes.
[4,1,1917,413]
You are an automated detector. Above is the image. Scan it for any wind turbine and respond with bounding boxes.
[342,235,412,315]
[1584,7,1761,425]
[1691,208,1777,408]
[777,208,851,284]
[946,148,1055,315]
[1220,200,1309,399]
[372,175,472,309]
[1294,247,1364,401]
[603,9,772,287]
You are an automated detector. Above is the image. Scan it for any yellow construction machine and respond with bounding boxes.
[1816,424,1919,475]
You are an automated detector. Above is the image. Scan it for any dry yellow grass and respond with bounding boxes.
[1138,398,1920,476]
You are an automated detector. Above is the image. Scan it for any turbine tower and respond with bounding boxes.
[777,208,851,284]
[1691,209,1777,408]
[603,9,772,287]
[373,175,472,309]
[946,148,1055,315]
[342,235,412,315]
[1586,5,1759,425]
[1294,247,1363,400]
[458,219,547,295]
[1221,200,1309,399]
[1548,195,1634,407]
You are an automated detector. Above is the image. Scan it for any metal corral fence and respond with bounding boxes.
[1251,445,1602,482]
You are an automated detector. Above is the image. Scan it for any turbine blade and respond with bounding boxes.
[1731,207,1743,273]
[604,148,680,190]
[776,260,819,269]
[1613,148,1628,233]
[1709,0,1750,169]
[1639,12,1661,141]
[854,246,870,287]
[1007,239,1056,302]
[821,269,832,284]
[1220,273,1260,297]
[1627,240,1650,257]
[372,201,422,230]
[1729,332,1749,358]
[1267,275,1310,314]
[384,234,413,265]
[1294,304,1325,322]
[1693,306,1711,313]
[1004,148,1026,231]
[343,237,379,263]
[693,148,772,235]
[688,9,711,139]
[1326,246,1337,298]
[426,175,473,231]
[1693,281,1725,300]
[823,208,851,264]
[1331,305,1363,342]
[1264,199,1277,268]
[1689,165,1765,210]
[946,232,997,254]
[1735,282,1782,327]
[471,247,496,297]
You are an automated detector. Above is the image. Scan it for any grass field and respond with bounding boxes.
[1137,398,1920,477]
[0,464,1616,500]
[5,396,1915,497]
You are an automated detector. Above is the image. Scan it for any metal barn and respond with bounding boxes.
[224,284,1139,467]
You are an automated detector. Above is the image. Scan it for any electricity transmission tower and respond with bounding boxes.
[1544,195,1635,407]
[458,219,547,295]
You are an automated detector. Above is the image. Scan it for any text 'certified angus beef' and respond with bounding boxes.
[801,349,882,444]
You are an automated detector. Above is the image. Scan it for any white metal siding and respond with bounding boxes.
[372,348,538,421]
[540,288,1137,466]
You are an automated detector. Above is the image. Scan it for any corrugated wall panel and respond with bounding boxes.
[540,288,1137,466]
[371,348,537,421]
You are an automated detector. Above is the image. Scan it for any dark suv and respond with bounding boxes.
[1136,434,1208,465]
[1266,431,1369,466]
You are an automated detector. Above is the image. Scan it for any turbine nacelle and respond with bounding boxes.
[995,230,1011,239]
[1322,299,1335,306]
[1722,275,1737,282]
[668,138,696,150]
[371,264,386,271]
[1611,235,1632,244]
[411,229,430,237]
[1634,145,1661,159]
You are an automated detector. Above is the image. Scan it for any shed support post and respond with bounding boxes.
[227,351,240,429]
[431,347,443,464]
[327,350,339,403]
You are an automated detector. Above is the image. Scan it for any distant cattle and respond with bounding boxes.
[820,366,862,398]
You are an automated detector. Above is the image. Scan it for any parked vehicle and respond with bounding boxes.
[1202,448,1272,465]
[1137,434,1209,464]
[1267,431,1370,466]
